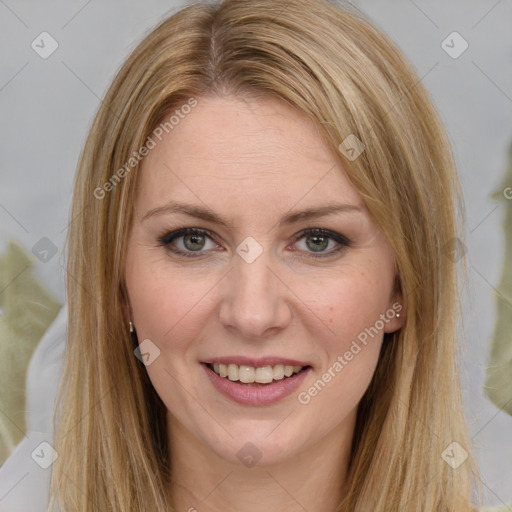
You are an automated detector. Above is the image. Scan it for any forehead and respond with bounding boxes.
[135,95,364,218]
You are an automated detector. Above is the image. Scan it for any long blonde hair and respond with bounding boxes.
[51,0,479,510]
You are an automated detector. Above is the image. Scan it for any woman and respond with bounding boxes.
[51,0,480,510]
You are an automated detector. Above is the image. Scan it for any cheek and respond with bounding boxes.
[293,264,393,402]
[125,261,215,406]
[305,269,392,347]
[295,284,386,418]
[127,267,216,344]
[124,243,213,342]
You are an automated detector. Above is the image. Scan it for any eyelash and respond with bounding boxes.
[157,227,351,259]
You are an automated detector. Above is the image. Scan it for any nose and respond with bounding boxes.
[218,245,292,339]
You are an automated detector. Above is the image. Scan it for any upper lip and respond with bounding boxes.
[203,356,311,367]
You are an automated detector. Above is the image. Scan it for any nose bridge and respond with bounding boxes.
[236,250,273,300]
[219,239,291,337]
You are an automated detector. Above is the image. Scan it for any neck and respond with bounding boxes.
[167,414,354,512]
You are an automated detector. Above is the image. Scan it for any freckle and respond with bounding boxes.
[329,306,333,311]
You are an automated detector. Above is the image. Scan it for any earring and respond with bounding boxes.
[129,321,139,348]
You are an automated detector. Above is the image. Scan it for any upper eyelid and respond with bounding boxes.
[159,227,218,244]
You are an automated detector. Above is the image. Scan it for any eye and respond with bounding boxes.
[158,227,351,259]
[158,228,220,258]
[291,228,351,258]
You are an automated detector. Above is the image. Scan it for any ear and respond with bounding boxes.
[384,276,406,333]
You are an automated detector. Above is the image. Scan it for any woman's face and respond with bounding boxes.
[125,95,404,468]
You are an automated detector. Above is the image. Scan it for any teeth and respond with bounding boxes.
[227,364,238,381]
[273,364,285,380]
[211,363,305,384]
[255,366,273,384]
[239,365,255,383]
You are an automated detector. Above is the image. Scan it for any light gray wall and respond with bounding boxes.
[356,1,512,505]
[1,0,511,506]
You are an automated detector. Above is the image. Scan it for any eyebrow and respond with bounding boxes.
[140,200,362,227]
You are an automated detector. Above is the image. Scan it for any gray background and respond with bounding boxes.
[1,0,511,507]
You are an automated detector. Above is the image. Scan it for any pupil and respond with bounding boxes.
[184,234,205,251]
[306,234,328,252]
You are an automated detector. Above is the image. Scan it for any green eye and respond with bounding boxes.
[305,233,330,252]
[294,228,351,258]
[158,227,351,259]
[182,233,207,251]
[159,228,218,258]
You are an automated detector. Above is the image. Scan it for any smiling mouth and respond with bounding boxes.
[205,362,311,385]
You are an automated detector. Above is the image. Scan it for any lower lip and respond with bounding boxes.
[202,363,311,406]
